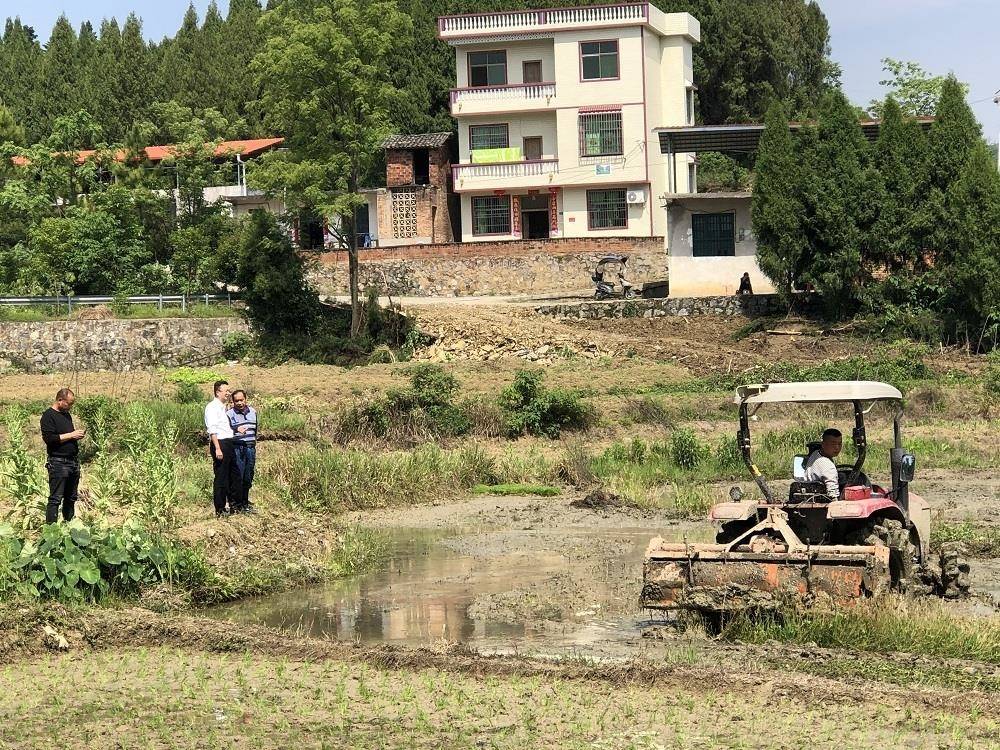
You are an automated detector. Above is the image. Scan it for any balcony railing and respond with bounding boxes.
[438,3,648,37]
[452,159,559,181]
[450,82,556,108]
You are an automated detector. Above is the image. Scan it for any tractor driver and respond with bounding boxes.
[803,428,842,499]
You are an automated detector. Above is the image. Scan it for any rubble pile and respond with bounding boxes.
[408,307,618,363]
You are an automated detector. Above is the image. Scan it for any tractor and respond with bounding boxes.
[641,381,970,614]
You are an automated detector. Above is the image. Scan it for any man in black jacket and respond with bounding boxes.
[39,388,85,524]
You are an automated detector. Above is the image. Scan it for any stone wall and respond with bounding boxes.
[534,294,786,319]
[0,317,249,373]
[311,236,667,297]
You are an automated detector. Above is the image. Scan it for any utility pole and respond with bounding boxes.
[995,90,1000,172]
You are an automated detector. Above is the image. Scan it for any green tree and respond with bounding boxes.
[158,4,201,108]
[800,92,874,316]
[937,142,1000,348]
[869,96,929,272]
[867,59,962,119]
[35,16,80,133]
[0,101,25,145]
[751,101,806,297]
[0,19,43,142]
[223,0,264,125]
[234,210,324,336]
[252,0,412,336]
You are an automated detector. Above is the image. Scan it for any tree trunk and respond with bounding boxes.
[347,175,362,338]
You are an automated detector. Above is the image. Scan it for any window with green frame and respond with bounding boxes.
[692,212,735,256]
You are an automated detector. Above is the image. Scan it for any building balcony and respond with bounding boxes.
[451,159,559,192]
[438,3,650,40]
[450,82,557,116]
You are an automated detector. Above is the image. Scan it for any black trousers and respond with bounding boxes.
[211,439,243,514]
[46,457,80,524]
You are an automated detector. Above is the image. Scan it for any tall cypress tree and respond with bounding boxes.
[0,101,25,145]
[751,100,806,297]
[115,14,153,143]
[0,19,43,142]
[193,2,229,116]
[803,91,871,316]
[75,21,99,122]
[36,16,80,136]
[158,4,201,108]
[91,19,122,143]
[223,0,264,125]
[870,96,929,273]
[939,142,1000,346]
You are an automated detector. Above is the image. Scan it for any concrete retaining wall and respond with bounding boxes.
[0,317,249,372]
[534,294,786,319]
[309,236,667,297]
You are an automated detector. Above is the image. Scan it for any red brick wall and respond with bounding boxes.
[386,149,414,187]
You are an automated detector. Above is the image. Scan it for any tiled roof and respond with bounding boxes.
[380,132,451,149]
[12,138,285,167]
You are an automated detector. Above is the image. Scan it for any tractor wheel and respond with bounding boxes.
[846,518,971,599]
[844,518,917,592]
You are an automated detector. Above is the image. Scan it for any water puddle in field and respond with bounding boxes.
[205,526,684,651]
[205,524,999,652]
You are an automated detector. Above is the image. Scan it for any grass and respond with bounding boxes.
[471,483,560,497]
[0,303,239,322]
[1,647,994,749]
[931,521,1000,557]
[723,597,1000,664]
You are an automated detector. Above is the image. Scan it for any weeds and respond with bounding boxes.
[930,521,1000,557]
[471,484,560,497]
[0,411,47,531]
[723,597,1000,663]
[327,527,390,577]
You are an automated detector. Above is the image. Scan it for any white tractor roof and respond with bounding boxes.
[735,381,903,405]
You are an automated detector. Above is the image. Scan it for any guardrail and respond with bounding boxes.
[438,2,648,36]
[0,293,236,314]
[450,82,556,108]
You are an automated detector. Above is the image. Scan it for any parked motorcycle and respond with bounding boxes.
[592,254,636,299]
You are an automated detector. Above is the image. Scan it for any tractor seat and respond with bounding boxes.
[788,480,831,503]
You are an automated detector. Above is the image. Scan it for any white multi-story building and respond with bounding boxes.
[439,3,699,242]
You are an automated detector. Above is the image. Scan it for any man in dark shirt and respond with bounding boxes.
[39,388,85,524]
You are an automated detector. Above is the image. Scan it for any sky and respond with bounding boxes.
[5,0,1000,139]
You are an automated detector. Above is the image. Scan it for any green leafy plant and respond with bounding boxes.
[0,411,47,531]
[498,369,593,439]
[670,429,707,470]
[173,381,203,404]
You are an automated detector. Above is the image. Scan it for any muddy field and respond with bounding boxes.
[2,305,999,749]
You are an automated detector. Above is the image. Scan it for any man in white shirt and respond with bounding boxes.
[205,380,241,517]
[803,428,842,499]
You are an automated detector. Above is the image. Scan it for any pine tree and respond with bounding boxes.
[114,15,153,143]
[75,22,99,124]
[0,101,25,145]
[36,16,80,137]
[751,100,806,298]
[870,96,928,272]
[90,19,123,143]
[191,2,228,114]
[223,0,264,126]
[158,4,201,108]
[0,19,43,143]
[800,91,872,317]
[939,142,1000,347]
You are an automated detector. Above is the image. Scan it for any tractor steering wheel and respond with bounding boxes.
[836,464,871,489]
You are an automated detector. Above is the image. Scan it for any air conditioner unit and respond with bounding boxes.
[626,188,646,204]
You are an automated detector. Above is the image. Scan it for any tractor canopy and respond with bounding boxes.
[734,381,903,405]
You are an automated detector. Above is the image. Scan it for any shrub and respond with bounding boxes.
[335,365,471,444]
[173,381,203,404]
[221,331,254,361]
[670,428,707,470]
[498,369,593,439]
